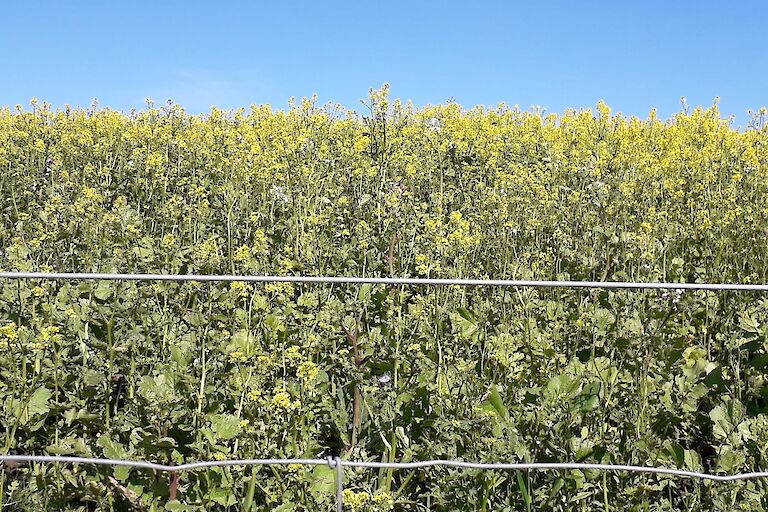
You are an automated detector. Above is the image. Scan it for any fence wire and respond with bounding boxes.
[2,271,768,291]
[2,271,768,510]
[3,455,768,511]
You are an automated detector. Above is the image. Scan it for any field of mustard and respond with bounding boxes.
[1,87,768,510]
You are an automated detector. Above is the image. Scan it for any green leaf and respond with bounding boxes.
[569,435,594,461]
[165,500,186,512]
[227,329,256,355]
[297,293,318,308]
[26,386,52,419]
[664,440,685,467]
[210,414,241,441]
[684,449,702,471]
[98,435,131,481]
[452,308,480,341]
[83,369,103,387]
[716,446,746,473]
[98,435,129,460]
[94,281,113,300]
[593,308,615,334]
[264,314,285,332]
[710,399,745,441]
[515,470,531,512]
[138,374,176,404]
[308,464,336,499]
[624,315,643,335]
[482,386,509,421]
[738,312,762,335]
[114,466,131,481]
[132,246,154,261]
[209,487,236,506]
[572,381,601,412]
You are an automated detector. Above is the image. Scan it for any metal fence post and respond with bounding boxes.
[335,457,344,512]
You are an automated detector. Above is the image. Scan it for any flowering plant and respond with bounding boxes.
[1,90,768,510]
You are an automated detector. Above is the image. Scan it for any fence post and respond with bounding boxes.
[334,456,343,512]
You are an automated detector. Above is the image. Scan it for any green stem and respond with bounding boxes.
[242,466,258,512]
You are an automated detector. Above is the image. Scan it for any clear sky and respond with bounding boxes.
[2,1,766,125]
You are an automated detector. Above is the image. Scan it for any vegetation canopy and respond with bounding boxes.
[1,87,768,510]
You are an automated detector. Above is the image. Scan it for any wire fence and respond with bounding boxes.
[3,271,768,291]
[3,455,768,511]
[2,271,768,510]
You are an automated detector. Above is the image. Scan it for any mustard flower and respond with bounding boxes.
[233,244,251,262]
[342,489,370,510]
[297,360,319,381]
[162,234,177,248]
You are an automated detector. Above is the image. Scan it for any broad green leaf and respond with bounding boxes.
[94,281,113,300]
[716,446,746,473]
[209,487,236,506]
[138,374,176,404]
[98,435,131,481]
[165,500,186,512]
[26,386,52,419]
[572,381,601,412]
[710,399,745,441]
[738,313,762,334]
[308,464,336,499]
[264,314,285,332]
[593,308,615,334]
[98,435,129,460]
[451,308,480,341]
[210,414,241,441]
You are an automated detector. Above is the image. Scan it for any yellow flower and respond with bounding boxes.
[194,238,219,264]
[297,361,319,381]
[233,244,251,262]
[271,390,299,411]
[406,343,421,355]
[162,234,177,248]
[40,326,61,344]
[342,489,370,510]
[353,137,369,153]
[373,491,394,508]
[285,345,302,365]
[257,354,274,368]
[252,229,268,253]
[0,322,18,350]
[286,463,303,474]
[265,282,292,295]
[230,281,251,298]
[425,218,442,232]
[229,350,248,362]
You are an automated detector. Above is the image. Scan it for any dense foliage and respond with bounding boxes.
[2,88,768,511]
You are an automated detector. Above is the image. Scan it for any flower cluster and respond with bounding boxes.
[0,322,17,349]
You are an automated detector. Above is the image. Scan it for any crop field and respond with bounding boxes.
[1,89,768,511]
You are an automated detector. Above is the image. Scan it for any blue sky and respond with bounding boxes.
[2,1,766,125]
